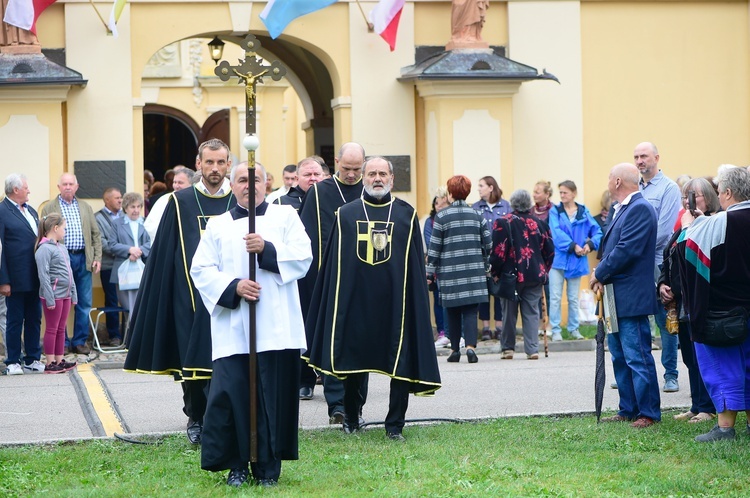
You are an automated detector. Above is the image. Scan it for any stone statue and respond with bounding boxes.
[1,0,41,54]
[447,0,490,51]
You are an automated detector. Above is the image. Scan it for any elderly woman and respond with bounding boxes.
[659,177,719,424]
[472,176,511,340]
[110,192,151,328]
[548,180,602,341]
[679,166,750,442]
[426,175,491,364]
[490,189,554,360]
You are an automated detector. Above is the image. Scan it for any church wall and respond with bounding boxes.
[580,1,750,207]
[350,2,418,207]
[508,1,585,203]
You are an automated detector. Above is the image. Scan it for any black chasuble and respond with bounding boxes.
[305,192,441,395]
[124,186,236,380]
[298,175,363,321]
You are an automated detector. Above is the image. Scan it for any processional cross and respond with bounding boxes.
[214,34,287,462]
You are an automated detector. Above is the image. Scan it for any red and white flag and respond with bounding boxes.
[369,0,405,52]
[3,0,57,35]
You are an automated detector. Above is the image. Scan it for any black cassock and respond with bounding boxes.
[305,192,441,395]
[123,186,236,380]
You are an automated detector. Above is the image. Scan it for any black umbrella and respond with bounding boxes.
[595,291,606,423]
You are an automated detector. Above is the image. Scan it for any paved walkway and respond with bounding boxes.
[0,338,690,446]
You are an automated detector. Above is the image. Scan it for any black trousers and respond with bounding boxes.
[182,378,209,424]
[324,373,369,417]
[343,374,410,434]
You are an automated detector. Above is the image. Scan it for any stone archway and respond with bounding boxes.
[142,104,200,181]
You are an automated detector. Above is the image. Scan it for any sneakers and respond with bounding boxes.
[551,333,563,342]
[23,360,45,373]
[663,378,680,393]
[695,424,735,442]
[570,330,584,340]
[6,363,23,375]
[434,334,450,348]
[493,327,502,340]
[527,353,539,360]
[58,359,77,372]
[459,337,465,348]
[500,349,514,360]
[44,363,65,374]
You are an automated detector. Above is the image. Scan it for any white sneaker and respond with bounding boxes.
[570,330,584,340]
[434,335,450,348]
[459,338,465,348]
[6,363,23,375]
[23,360,45,373]
[551,333,563,342]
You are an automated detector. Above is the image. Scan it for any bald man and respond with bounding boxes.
[590,163,661,428]
[41,173,102,355]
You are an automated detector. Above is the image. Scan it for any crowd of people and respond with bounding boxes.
[1,138,749,486]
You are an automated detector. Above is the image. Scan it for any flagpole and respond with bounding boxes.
[214,34,286,463]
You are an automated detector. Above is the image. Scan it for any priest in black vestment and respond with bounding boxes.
[305,156,442,440]
[298,143,369,419]
[123,139,236,444]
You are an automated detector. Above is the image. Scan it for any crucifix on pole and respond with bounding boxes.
[213,33,287,463]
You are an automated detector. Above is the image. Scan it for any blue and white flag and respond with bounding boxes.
[260,0,337,39]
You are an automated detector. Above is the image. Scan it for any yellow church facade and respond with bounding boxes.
[1,0,749,217]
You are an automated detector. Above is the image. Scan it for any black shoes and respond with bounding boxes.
[299,386,314,400]
[447,350,461,362]
[466,349,478,363]
[226,467,250,487]
[329,410,345,424]
[343,417,361,434]
[186,420,202,445]
[256,478,278,487]
[481,328,492,341]
[386,432,406,442]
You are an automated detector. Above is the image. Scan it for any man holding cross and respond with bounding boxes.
[191,161,312,487]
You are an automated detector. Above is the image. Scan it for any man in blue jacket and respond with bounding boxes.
[590,163,661,428]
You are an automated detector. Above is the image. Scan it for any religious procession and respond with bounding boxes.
[2,0,750,495]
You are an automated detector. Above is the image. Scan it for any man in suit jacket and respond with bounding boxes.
[41,173,102,355]
[0,173,43,375]
[590,163,661,428]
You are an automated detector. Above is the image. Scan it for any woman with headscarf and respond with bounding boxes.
[490,189,554,360]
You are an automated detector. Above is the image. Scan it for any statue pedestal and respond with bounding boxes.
[445,40,490,51]
[1,44,42,55]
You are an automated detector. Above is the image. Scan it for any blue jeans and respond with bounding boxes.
[548,269,580,335]
[4,291,41,365]
[99,269,122,340]
[653,302,678,381]
[66,252,92,348]
[607,316,661,421]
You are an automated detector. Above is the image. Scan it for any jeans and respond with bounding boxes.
[653,302,678,381]
[4,291,41,365]
[67,252,93,348]
[100,269,122,340]
[607,315,661,421]
[548,269,580,335]
[432,287,445,333]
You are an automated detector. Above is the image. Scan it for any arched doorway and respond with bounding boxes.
[143,104,200,182]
